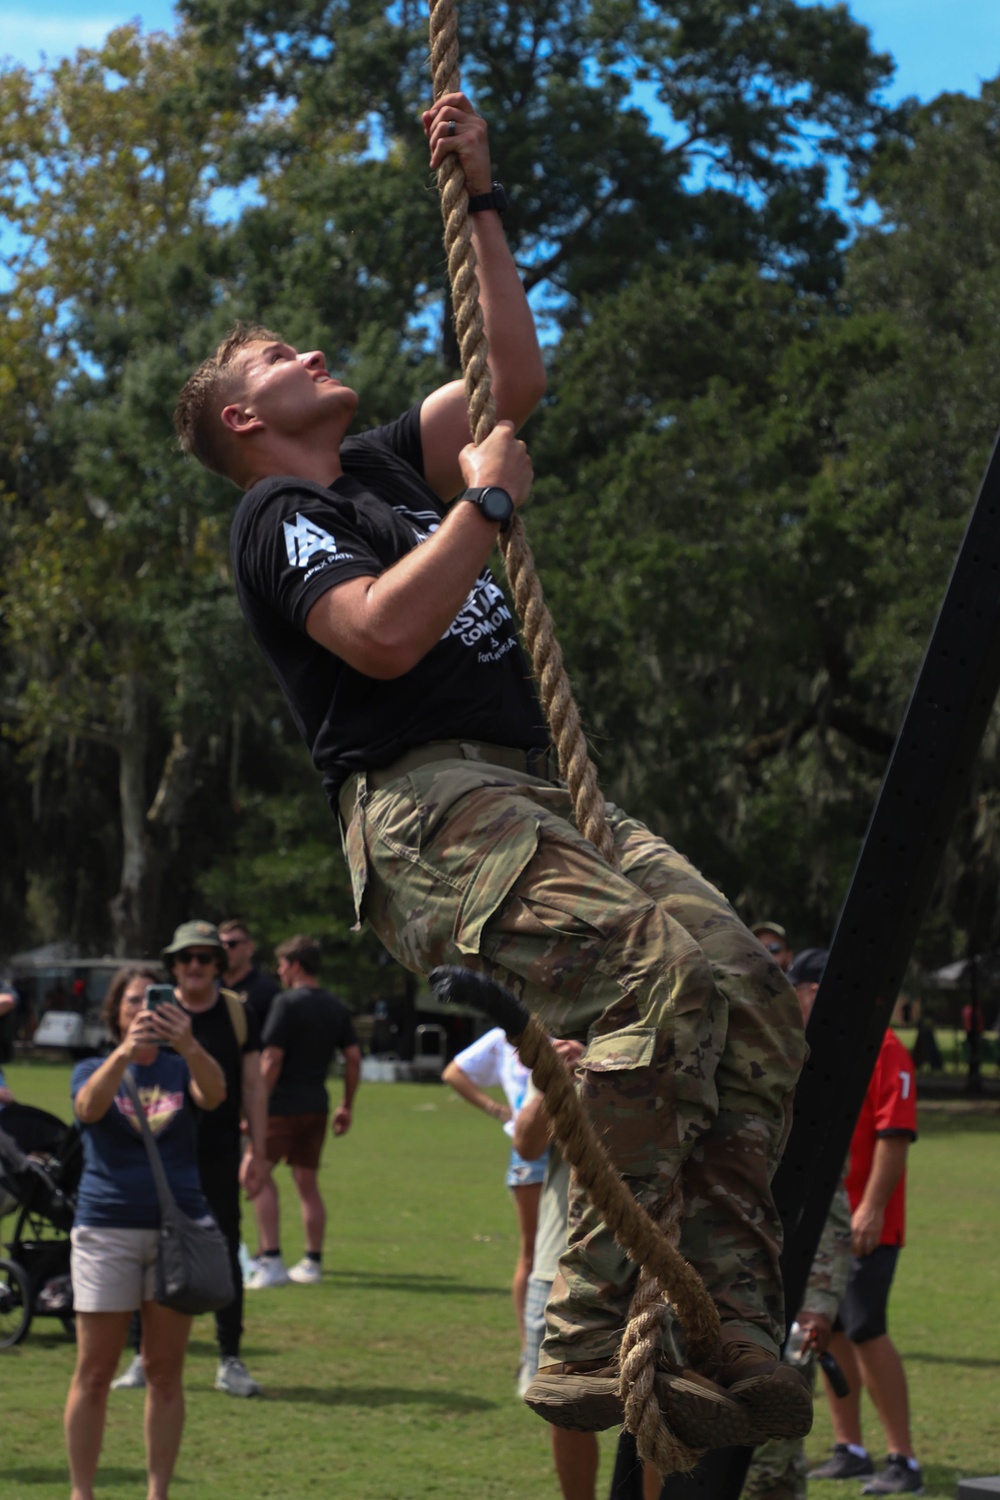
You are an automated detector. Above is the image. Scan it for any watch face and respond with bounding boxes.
[482,487,513,521]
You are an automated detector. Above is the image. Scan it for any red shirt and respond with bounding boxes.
[845,1028,918,1247]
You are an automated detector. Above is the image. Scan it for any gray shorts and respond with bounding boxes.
[70,1224,159,1313]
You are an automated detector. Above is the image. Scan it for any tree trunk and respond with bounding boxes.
[109,672,150,956]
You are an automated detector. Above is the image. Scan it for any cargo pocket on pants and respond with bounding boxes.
[452,820,541,960]
[579,1023,673,1178]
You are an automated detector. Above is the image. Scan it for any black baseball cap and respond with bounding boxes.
[787,947,828,986]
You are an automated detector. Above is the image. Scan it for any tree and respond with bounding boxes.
[180,0,901,338]
[0,27,275,952]
[525,78,1000,958]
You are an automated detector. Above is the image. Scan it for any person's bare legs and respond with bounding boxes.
[510,1180,542,1347]
[552,1428,599,1500]
[852,1334,915,1458]
[141,1300,193,1500]
[253,1168,281,1253]
[291,1164,326,1253]
[65,1310,133,1500]
[824,1331,866,1447]
[642,1459,663,1499]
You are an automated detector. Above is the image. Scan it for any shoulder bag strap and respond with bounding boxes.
[220,988,248,1050]
[120,1067,179,1220]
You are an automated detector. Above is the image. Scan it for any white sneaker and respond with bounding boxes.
[238,1241,259,1282]
[111,1354,146,1390]
[215,1356,261,1397]
[287,1257,322,1285]
[245,1255,290,1290]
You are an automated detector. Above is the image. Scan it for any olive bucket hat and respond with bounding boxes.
[161,919,226,969]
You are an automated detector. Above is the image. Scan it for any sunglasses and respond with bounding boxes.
[176,950,219,966]
[221,937,246,949]
[763,941,783,955]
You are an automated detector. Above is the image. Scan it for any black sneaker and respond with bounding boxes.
[862,1455,924,1495]
[807,1445,876,1480]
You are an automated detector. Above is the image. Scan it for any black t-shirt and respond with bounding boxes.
[230,404,547,811]
[262,985,358,1116]
[186,990,261,1162]
[229,966,281,1032]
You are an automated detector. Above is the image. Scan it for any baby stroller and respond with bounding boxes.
[0,1101,82,1346]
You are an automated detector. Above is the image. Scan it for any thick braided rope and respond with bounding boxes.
[427,0,616,864]
[426,5,720,1467]
[513,1016,722,1375]
[619,1186,703,1475]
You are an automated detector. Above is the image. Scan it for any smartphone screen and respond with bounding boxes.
[144,984,179,1046]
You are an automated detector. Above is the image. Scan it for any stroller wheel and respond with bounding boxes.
[0,1257,32,1347]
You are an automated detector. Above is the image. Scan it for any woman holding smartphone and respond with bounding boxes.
[64,964,225,1500]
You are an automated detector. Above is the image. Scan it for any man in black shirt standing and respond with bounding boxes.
[247,934,361,1288]
[174,95,808,1449]
[219,918,281,1031]
[165,920,271,1397]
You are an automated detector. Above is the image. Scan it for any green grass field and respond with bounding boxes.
[1,1061,998,1499]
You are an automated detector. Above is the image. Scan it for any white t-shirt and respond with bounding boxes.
[452,1026,530,1138]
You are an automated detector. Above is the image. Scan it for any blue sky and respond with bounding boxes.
[1,0,998,106]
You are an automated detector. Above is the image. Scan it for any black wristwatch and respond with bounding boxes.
[467,181,507,216]
[461,485,514,531]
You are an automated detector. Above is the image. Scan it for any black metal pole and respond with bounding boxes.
[612,422,1000,1500]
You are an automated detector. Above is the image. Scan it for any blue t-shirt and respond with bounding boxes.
[71,1053,209,1228]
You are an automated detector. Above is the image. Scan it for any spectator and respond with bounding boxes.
[443,1027,545,1380]
[751,922,795,974]
[247,934,361,1288]
[0,983,16,1069]
[65,963,225,1500]
[219,919,281,1031]
[513,1039,603,1500]
[796,950,923,1496]
[112,922,271,1399]
[910,1017,943,1073]
[744,951,854,1500]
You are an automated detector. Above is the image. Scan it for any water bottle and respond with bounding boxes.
[784,1320,812,1365]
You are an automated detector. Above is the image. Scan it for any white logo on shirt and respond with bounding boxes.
[283,513,353,569]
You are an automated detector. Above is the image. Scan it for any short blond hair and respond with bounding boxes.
[174,322,283,483]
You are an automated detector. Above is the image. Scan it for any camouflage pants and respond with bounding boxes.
[341,756,805,1365]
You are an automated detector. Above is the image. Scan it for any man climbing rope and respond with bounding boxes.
[174,94,809,1449]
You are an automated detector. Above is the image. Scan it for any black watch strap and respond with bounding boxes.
[461,486,514,532]
[467,181,507,216]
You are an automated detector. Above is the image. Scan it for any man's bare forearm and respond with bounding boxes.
[343,1047,361,1111]
[860,1136,908,1214]
[241,1055,270,1157]
[470,211,546,427]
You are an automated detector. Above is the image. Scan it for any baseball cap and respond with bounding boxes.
[751,921,787,941]
[787,947,828,986]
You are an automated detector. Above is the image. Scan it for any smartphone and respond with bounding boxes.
[144,984,179,1046]
[144,983,178,1013]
